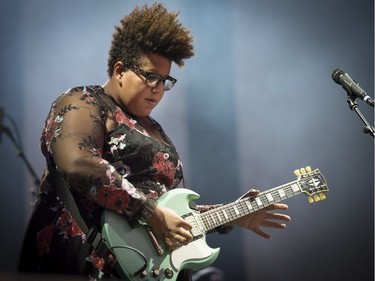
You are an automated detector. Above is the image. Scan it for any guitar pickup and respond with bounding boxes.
[182,212,205,240]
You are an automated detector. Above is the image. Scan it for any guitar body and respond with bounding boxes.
[101,189,220,281]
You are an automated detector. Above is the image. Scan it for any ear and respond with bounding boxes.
[114,61,126,80]
[113,61,126,86]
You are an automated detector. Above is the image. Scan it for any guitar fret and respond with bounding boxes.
[208,217,214,228]
[266,193,274,203]
[215,212,222,222]
[259,195,270,207]
[292,184,300,193]
[278,189,286,199]
[239,201,248,214]
[284,186,294,197]
[245,199,253,211]
[251,200,260,211]
[210,214,216,225]
[223,209,229,219]
[270,191,281,202]
[233,205,240,215]
[255,197,263,207]
[231,204,240,218]
[242,201,251,215]
[226,204,235,220]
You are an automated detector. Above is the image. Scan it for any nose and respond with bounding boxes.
[152,81,165,93]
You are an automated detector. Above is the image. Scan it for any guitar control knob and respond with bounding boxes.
[152,268,160,277]
[140,270,147,278]
[164,268,173,279]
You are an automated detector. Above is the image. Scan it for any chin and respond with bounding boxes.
[138,111,152,117]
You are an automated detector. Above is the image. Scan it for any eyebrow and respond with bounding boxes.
[143,69,171,79]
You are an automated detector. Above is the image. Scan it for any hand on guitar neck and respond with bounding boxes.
[146,206,194,250]
[232,189,291,239]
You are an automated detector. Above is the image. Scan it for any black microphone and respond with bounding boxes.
[331,68,374,107]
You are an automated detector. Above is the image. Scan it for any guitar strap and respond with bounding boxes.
[47,161,117,271]
[180,167,199,211]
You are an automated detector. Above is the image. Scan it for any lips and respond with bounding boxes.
[145,97,157,105]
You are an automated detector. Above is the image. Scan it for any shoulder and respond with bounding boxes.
[59,85,103,101]
[53,85,116,109]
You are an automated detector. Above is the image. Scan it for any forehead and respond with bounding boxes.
[140,53,172,72]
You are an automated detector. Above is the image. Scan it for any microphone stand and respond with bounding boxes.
[2,126,41,203]
[346,95,375,138]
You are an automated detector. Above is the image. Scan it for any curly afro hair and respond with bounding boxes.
[107,3,195,77]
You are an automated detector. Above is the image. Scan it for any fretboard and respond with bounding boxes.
[200,180,302,232]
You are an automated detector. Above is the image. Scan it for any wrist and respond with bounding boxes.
[137,199,157,223]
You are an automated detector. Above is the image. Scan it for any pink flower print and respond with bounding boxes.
[86,250,105,279]
[96,184,130,212]
[114,107,136,129]
[148,190,159,199]
[152,152,176,187]
[56,209,84,239]
[105,166,116,184]
[37,225,55,256]
[82,88,98,104]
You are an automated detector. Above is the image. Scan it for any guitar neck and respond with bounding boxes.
[200,180,301,232]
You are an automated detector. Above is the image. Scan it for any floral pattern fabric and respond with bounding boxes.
[18,85,184,279]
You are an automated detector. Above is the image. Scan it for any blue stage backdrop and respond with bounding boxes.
[0,1,373,280]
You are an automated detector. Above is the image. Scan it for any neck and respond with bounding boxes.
[102,79,119,102]
[102,79,135,117]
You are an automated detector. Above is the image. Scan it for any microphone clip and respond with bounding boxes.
[346,95,375,138]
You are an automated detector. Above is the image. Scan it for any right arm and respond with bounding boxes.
[43,89,151,219]
[43,89,192,246]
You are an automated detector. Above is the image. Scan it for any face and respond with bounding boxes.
[116,53,172,117]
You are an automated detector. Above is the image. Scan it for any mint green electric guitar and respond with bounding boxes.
[101,166,328,281]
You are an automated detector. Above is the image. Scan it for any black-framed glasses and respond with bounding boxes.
[125,64,177,91]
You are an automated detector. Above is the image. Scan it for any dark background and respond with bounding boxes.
[1,0,373,280]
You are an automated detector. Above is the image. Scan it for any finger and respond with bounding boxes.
[264,203,289,211]
[252,227,271,240]
[175,230,193,244]
[167,236,187,249]
[172,232,191,245]
[176,223,193,237]
[260,220,287,229]
[179,219,193,230]
[238,189,260,200]
[250,189,260,195]
[165,237,177,250]
[265,212,291,222]
[177,220,193,241]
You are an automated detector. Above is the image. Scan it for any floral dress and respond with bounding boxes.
[18,85,188,280]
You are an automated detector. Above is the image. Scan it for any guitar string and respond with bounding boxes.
[200,181,302,231]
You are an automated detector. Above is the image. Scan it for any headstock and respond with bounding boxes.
[294,166,329,203]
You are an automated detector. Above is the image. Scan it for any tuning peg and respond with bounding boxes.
[319,193,326,200]
[294,169,300,176]
[300,167,306,174]
[308,196,314,203]
[313,194,320,202]
[305,166,312,172]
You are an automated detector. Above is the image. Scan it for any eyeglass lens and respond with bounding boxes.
[146,74,174,91]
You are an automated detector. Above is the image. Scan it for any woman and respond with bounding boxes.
[18,3,290,280]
